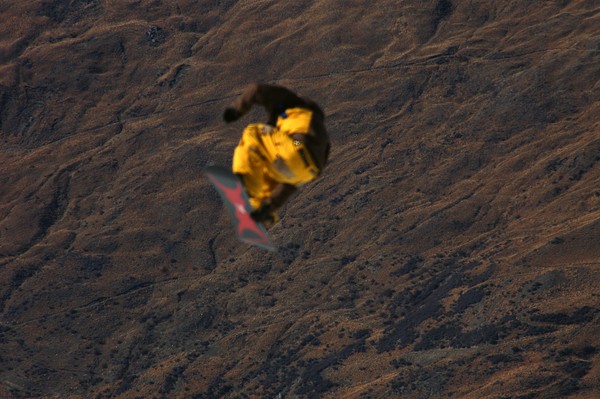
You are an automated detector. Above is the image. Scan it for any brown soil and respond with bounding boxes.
[1,1,599,398]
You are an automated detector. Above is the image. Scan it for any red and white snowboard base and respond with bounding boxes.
[205,165,275,251]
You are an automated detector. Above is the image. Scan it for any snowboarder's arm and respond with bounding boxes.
[222,84,259,121]
[223,83,304,123]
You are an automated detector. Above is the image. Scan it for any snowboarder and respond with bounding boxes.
[223,83,330,225]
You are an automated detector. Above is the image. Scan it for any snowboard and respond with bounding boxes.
[205,165,275,251]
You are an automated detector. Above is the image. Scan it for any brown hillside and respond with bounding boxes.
[1,1,599,398]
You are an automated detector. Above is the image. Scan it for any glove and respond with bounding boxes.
[251,204,276,224]
[223,107,241,123]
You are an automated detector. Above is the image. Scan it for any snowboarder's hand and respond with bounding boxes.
[251,204,275,224]
[223,107,241,123]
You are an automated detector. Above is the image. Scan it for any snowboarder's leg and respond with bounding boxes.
[232,124,278,212]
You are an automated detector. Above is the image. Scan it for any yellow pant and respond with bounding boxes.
[232,123,319,209]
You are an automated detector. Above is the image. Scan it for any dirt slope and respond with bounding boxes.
[1,1,599,398]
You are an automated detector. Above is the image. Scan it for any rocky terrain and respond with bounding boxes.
[0,0,599,398]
